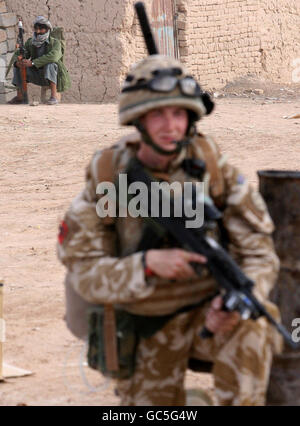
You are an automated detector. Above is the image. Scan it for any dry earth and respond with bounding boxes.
[0,96,299,406]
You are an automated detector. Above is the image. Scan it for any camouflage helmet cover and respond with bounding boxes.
[119,55,207,126]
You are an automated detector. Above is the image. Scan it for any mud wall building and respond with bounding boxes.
[1,0,300,103]
[0,1,17,102]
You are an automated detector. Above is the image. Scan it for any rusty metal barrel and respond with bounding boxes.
[258,170,300,406]
[0,283,3,381]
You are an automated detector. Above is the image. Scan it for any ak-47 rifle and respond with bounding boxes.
[16,18,29,104]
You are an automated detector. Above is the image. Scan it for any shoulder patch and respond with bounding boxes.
[58,220,69,244]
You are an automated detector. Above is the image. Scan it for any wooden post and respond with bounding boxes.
[0,281,33,380]
[258,170,300,405]
[0,283,4,381]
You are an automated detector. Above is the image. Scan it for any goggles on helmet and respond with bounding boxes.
[122,68,202,98]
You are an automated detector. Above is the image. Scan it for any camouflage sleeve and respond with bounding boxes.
[57,151,154,305]
[211,139,279,302]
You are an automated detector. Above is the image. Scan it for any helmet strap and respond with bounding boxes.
[133,119,192,156]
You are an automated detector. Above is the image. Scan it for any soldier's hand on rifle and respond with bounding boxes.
[205,295,240,335]
[22,59,33,68]
[145,249,207,280]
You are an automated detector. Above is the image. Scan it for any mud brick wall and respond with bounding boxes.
[258,0,300,85]
[177,0,300,90]
[3,0,300,102]
[177,0,262,88]
[5,0,136,102]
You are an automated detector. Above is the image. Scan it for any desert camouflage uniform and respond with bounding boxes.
[57,130,282,406]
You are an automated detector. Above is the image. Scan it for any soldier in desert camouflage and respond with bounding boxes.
[57,54,282,406]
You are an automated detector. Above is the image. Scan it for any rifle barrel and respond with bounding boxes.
[135,2,159,55]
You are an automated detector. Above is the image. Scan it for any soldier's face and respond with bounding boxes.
[140,106,188,152]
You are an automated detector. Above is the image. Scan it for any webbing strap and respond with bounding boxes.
[97,148,116,225]
[195,136,224,198]
[103,305,118,372]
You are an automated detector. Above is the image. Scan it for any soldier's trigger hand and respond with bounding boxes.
[205,296,241,335]
[146,249,206,281]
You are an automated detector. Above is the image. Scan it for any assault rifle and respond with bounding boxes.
[16,18,29,104]
[126,157,299,350]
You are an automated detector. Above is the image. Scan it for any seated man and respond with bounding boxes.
[8,16,71,105]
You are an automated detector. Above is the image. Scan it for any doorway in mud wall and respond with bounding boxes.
[151,0,179,58]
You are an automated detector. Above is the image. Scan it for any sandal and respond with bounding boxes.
[7,96,23,104]
[47,97,59,105]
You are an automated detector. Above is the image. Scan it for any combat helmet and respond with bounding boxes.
[119,54,214,155]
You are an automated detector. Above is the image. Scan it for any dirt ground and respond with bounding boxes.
[0,95,299,406]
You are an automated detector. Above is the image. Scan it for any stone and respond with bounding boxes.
[0,41,7,55]
[0,83,6,103]
[0,56,5,82]
[0,29,6,43]
[0,13,17,29]
[252,89,264,95]
[2,90,16,104]
[6,27,16,40]
[0,1,7,14]
[213,92,224,98]
[7,38,16,52]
